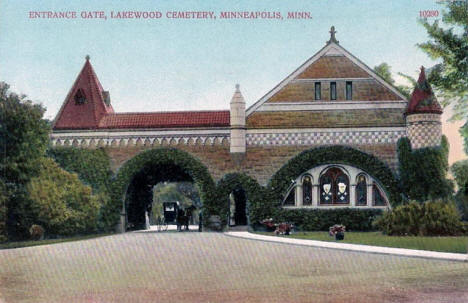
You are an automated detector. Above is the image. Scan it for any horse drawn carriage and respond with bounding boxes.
[157,202,195,232]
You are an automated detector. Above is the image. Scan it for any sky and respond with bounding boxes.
[0,0,466,163]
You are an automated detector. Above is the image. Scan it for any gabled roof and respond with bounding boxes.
[98,110,230,129]
[405,66,442,115]
[53,56,114,130]
[246,27,408,115]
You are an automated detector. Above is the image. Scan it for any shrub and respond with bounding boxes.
[29,224,45,240]
[266,208,383,232]
[27,158,101,236]
[374,201,463,236]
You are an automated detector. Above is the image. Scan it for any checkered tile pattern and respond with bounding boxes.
[406,113,442,149]
[246,130,407,146]
[407,122,442,149]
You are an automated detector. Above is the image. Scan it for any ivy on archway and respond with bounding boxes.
[268,146,400,207]
[104,148,216,230]
[215,173,274,227]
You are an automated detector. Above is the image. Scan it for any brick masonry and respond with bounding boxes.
[105,143,399,187]
[246,109,405,129]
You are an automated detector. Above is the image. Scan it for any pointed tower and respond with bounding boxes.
[405,66,443,149]
[230,84,246,155]
[53,55,114,130]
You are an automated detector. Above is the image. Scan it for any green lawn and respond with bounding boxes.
[256,231,468,254]
[0,233,112,250]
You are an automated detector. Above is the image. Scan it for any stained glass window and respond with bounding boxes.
[373,182,387,206]
[302,175,312,205]
[320,167,349,204]
[356,174,367,206]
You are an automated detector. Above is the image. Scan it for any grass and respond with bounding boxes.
[256,231,468,254]
[0,233,113,250]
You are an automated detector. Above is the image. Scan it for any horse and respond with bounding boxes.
[176,206,196,231]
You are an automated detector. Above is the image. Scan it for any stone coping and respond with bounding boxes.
[224,231,468,262]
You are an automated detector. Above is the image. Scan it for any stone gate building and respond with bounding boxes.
[51,27,443,226]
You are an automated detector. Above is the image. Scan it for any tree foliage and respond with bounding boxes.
[0,180,7,242]
[397,136,453,202]
[451,159,468,220]
[0,82,50,240]
[48,147,112,193]
[27,158,101,236]
[418,2,468,151]
[374,63,413,98]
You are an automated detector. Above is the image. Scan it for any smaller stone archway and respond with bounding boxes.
[108,148,216,232]
[269,145,400,207]
[216,173,267,228]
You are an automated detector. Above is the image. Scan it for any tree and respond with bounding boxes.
[0,82,50,239]
[451,159,468,220]
[418,1,468,152]
[374,63,413,98]
[0,180,7,242]
[27,158,101,236]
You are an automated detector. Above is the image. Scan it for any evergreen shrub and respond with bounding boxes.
[374,201,464,236]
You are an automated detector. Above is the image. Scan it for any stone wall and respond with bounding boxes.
[247,109,405,129]
[105,142,398,187]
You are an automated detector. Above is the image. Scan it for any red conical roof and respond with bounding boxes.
[405,66,442,115]
[53,56,114,130]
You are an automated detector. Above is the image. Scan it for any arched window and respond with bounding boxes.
[355,174,367,206]
[302,175,312,206]
[283,187,296,206]
[373,182,387,206]
[320,167,349,204]
[74,88,86,105]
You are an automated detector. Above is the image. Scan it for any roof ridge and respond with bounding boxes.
[108,110,229,115]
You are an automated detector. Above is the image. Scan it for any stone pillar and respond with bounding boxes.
[367,184,373,207]
[350,184,356,207]
[296,185,303,207]
[312,185,319,207]
[230,84,246,154]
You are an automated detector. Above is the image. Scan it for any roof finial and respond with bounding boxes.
[235,84,240,92]
[327,26,339,44]
[85,55,90,61]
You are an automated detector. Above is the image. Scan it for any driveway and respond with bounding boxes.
[0,232,467,302]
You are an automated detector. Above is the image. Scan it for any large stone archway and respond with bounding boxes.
[107,148,217,232]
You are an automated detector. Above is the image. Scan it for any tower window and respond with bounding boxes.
[74,89,86,105]
[346,81,353,100]
[330,82,337,100]
[315,82,321,100]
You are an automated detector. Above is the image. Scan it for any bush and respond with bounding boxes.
[29,224,45,240]
[264,208,383,232]
[27,158,101,236]
[374,201,463,236]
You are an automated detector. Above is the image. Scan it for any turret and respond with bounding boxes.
[230,84,246,154]
[405,66,443,149]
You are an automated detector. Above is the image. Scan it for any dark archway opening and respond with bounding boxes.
[230,187,247,226]
[125,163,196,230]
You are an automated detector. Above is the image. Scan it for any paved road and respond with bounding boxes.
[0,232,467,303]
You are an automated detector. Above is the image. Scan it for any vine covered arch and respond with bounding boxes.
[269,145,400,207]
[106,148,217,231]
[216,173,273,228]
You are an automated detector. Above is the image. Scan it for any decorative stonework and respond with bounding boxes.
[406,113,442,149]
[246,129,406,146]
[52,135,230,148]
